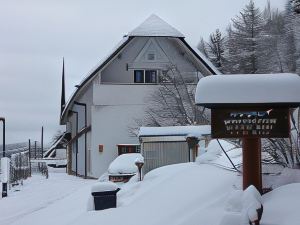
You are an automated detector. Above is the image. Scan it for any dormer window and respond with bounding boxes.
[147,53,155,61]
[134,70,157,83]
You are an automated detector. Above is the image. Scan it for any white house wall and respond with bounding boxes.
[68,84,93,176]
[91,84,155,178]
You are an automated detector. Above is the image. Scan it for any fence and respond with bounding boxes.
[9,150,48,186]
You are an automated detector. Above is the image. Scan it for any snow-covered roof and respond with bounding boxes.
[128,14,184,38]
[138,125,211,138]
[196,73,300,107]
[60,16,219,124]
[108,153,144,175]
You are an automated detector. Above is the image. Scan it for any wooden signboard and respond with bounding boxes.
[211,108,290,138]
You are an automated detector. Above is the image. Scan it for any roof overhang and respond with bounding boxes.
[60,37,133,124]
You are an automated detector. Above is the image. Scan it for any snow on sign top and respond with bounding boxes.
[128,14,185,38]
[195,73,300,107]
[138,125,211,138]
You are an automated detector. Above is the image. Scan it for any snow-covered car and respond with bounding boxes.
[107,153,144,183]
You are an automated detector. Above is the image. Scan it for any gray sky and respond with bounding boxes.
[0,0,286,145]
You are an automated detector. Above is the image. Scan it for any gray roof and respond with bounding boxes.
[128,14,185,38]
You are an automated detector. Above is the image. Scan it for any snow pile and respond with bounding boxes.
[220,185,262,225]
[196,73,300,105]
[138,125,211,138]
[262,183,300,225]
[196,139,240,169]
[108,153,143,175]
[74,163,239,225]
[91,182,118,193]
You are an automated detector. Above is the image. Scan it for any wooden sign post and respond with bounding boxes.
[210,107,290,192]
[195,73,300,195]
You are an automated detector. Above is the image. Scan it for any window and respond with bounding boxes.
[117,145,141,155]
[145,70,157,83]
[134,70,144,83]
[147,53,155,60]
[134,70,157,83]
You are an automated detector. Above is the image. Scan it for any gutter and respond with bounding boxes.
[74,101,88,179]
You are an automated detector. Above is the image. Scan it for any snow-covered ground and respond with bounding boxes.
[1,153,300,225]
[0,168,94,225]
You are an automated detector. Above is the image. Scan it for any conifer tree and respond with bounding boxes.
[230,0,265,74]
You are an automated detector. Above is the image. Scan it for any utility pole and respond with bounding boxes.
[28,139,31,177]
[41,126,44,158]
[0,117,5,157]
[34,141,37,159]
[0,117,7,197]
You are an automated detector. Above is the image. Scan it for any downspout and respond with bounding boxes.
[74,101,87,179]
[70,110,78,176]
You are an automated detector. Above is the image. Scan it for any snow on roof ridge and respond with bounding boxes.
[128,14,185,38]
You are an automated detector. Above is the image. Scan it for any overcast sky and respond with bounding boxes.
[0,0,286,145]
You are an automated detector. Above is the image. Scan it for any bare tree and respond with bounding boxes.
[262,109,300,168]
[129,65,210,136]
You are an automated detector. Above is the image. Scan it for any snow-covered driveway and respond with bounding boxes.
[0,169,95,225]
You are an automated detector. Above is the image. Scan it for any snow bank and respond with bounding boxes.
[220,185,262,225]
[138,125,211,138]
[108,153,143,175]
[195,73,300,106]
[73,163,239,225]
[196,139,239,168]
[262,183,300,225]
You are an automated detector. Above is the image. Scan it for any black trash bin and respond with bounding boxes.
[91,182,120,211]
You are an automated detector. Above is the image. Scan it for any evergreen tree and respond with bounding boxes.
[283,1,298,73]
[206,29,225,70]
[257,1,286,73]
[230,0,265,74]
[197,37,209,58]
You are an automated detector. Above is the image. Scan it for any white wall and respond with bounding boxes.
[90,84,155,178]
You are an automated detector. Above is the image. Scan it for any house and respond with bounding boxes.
[138,125,211,174]
[60,14,219,179]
